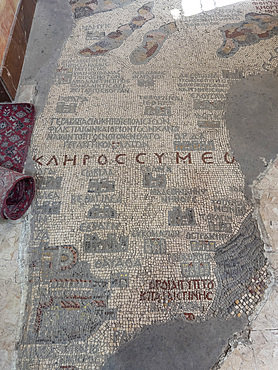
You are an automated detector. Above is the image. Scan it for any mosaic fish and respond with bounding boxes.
[130,22,178,65]
[79,2,154,56]
[217,13,278,58]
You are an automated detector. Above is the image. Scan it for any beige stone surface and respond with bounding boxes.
[252,285,278,331]
[219,344,255,370]
[255,158,278,252]
[0,220,22,370]
[252,330,278,368]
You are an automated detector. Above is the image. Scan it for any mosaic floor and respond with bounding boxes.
[10,0,278,368]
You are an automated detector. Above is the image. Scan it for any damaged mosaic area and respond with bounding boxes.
[17,0,278,368]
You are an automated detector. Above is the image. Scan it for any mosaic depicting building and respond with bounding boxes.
[11,0,278,369]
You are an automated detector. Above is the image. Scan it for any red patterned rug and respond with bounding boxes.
[0,167,35,220]
[0,104,36,220]
[0,103,35,172]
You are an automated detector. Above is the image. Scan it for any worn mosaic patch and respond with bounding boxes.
[18,0,278,368]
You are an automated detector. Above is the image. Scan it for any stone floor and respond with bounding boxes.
[1,0,278,369]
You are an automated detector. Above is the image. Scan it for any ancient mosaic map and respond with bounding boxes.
[18,0,278,368]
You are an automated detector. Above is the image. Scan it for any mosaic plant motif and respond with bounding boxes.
[217,12,278,57]
[69,0,137,19]
[79,2,154,56]
[130,22,178,65]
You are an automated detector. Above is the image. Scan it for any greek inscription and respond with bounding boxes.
[194,100,225,110]
[186,232,228,240]
[70,68,129,94]
[81,168,114,177]
[133,71,165,87]
[198,120,220,128]
[132,230,180,238]
[212,198,247,215]
[86,31,105,40]
[33,152,235,166]
[161,195,197,203]
[151,187,205,196]
[252,0,278,13]
[84,234,129,253]
[36,191,60,200]
[82,24,109,31]
[174,140,215,151]
[177,73,228,100]
[92,140,150,150]
[140,95,183,105]
[208,213,233,223]
[180,253,213,262]
[144,106,171,116]
[182,8,244,27]
[142,165,170,174]
[49,116,171,126]
[140,279,215,302]
[71,194,122,204]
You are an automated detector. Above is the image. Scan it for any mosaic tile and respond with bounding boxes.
[16,0,278,368]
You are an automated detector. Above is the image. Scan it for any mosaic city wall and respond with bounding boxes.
[18,0,278,368]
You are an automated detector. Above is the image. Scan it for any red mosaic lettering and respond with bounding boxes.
[176,152,192,164]
[115,154,126,164]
